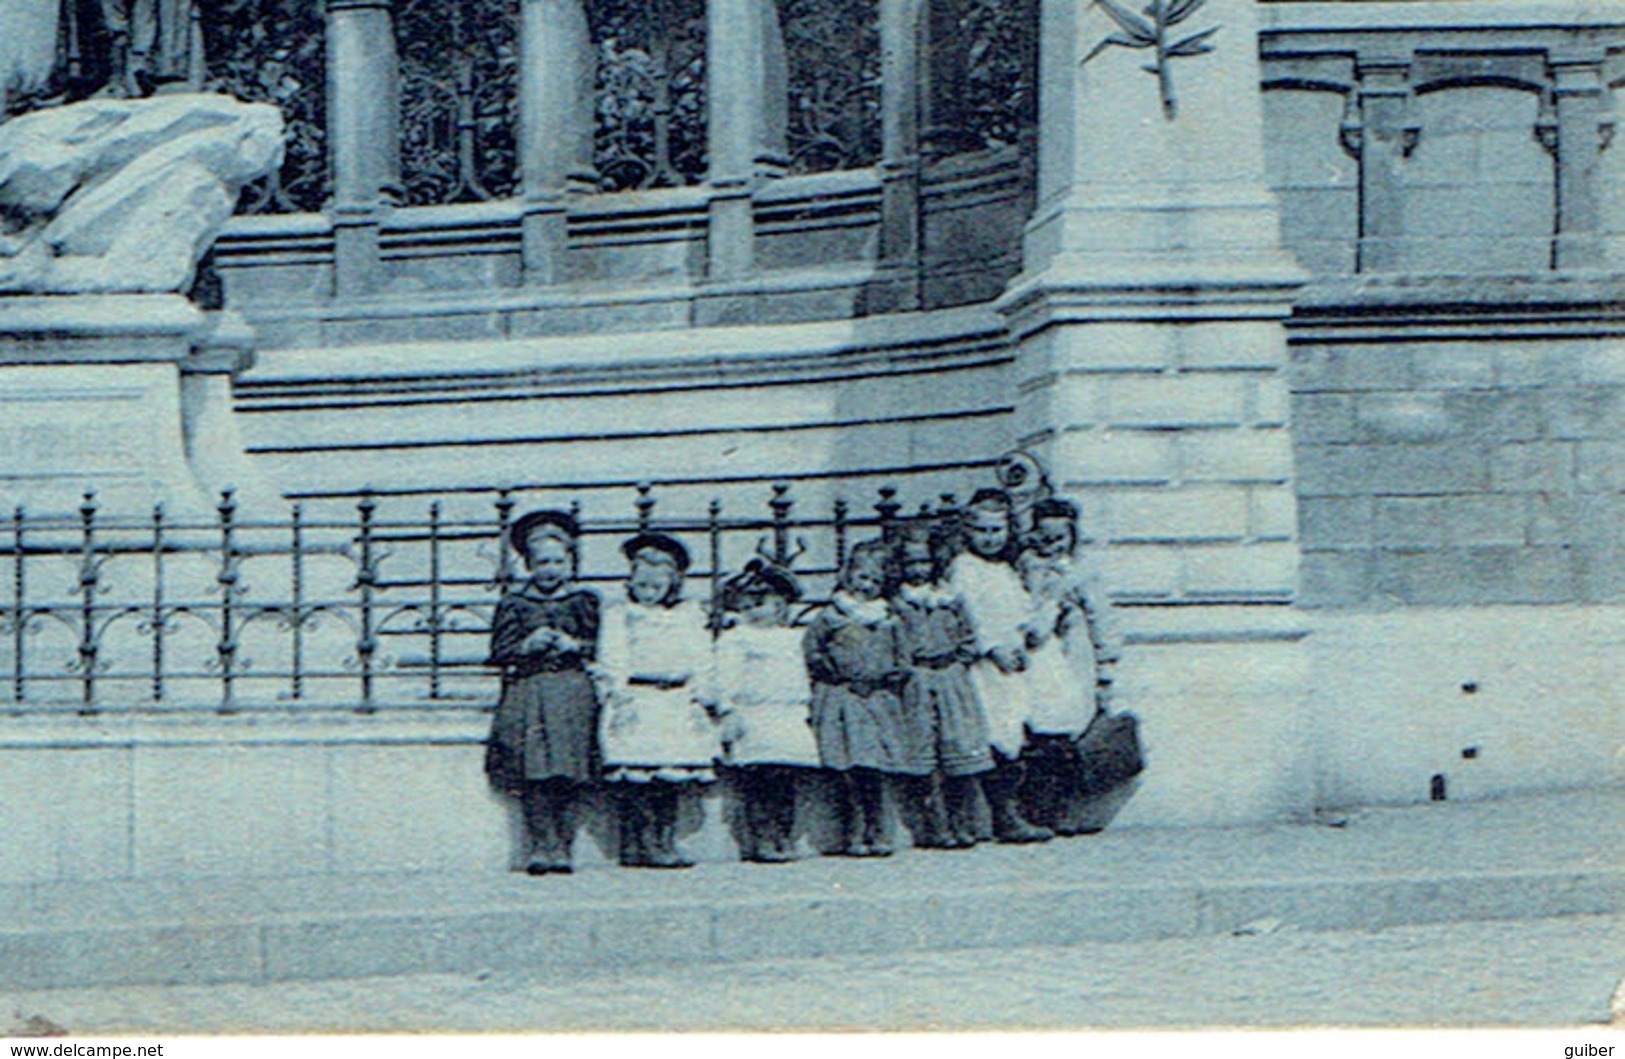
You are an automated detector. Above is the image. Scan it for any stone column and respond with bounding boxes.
[519,0,597,286]
[1548,52,1614,270]
[1347,55,1416,274]
[326,0,402,298]
[870,0,923,312]
[997,0,1312,826]
[705,0,789,280]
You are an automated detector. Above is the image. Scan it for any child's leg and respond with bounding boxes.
[522,778,573,874]
[769,767,801,857]
[984,751,1054,844]
[1018,736,1069,831]
[646,782,694,869]
[615,782,650,867]
[942,771,985,845]
[845,766,871,857]
[739,767,774,861]
[854,768,892,856]
[904,772,954,848]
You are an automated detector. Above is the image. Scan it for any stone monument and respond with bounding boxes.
[0,93,285,519]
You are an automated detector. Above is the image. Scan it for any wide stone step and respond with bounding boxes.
[2,787,1618,991]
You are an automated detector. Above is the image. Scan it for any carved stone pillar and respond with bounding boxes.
[519,0,597,286]
[705,0,788,280]
[998,0,1311,826]
[326,0,402,298]
[1548,53,1615,270]
[1346,55,1416,274]
[870,0,923,311]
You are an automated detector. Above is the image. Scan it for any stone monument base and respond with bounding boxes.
[0,293,278,520]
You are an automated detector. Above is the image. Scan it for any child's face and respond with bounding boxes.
[844,555,887,601]
[966,507,1010,558]
[738,591,788,628]
[900,541,934,585]
[1032,516,1077,559]
[525,534,571,590]
[628,557,677,605]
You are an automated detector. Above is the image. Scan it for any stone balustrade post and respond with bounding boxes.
[519,0,597,286]
[705,0,789,280]
[1548,53,1614,270]
[326,0,402,298]
[1347,55,1416,274]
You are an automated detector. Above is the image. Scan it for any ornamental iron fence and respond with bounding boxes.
[1,483,955,716]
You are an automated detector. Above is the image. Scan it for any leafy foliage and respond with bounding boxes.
[396,0,521,205]
[201,0,328,212]
[960,0,1040,151]
[592,0,708,191]
[779,0,881,174]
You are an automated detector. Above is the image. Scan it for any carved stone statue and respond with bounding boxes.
[0,94,283,294]
[0,1,199,115]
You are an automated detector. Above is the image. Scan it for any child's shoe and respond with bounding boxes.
[993,814,1054,844]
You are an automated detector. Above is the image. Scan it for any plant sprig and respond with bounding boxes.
[1081,0,1220,120]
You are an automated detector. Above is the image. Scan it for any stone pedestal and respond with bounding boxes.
[998,0,1312,824]
[0,295,279,520]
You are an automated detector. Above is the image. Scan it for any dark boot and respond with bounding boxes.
[644,784,694,869]
[854,769,893,857]
[1019,737,1069,832]
[942,772,984,847]
[522,780,575,874]
[769,768,801,861]
[616,783,651,867]
[746,767,799,863]
[907,774,961,849]
[740,769,776,863]
[833,771,863,856]
[985,758,1053,844]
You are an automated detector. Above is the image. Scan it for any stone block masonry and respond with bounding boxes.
[1290,308,1625,610]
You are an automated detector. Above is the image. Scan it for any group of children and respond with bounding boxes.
[484,488,1121,874]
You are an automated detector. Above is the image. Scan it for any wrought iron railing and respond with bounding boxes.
[1,482,948,716]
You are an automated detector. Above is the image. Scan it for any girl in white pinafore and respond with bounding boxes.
[597,532,719,868]
[1018,496,1128,835]
[714,559,821,863]
[945,488,1053,844]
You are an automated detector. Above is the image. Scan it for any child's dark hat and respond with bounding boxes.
[621,531,691,572]
[509,509,580,562]
[1030,497,1079,522]
[722,558,802,609]
[967,487,1014,509]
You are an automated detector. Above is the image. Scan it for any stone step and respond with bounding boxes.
[2,787,1618,991]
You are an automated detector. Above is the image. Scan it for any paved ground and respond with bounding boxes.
[6,912,1622,1033]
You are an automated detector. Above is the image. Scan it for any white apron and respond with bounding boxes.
[596,598,720,769]
[947,552,1031,758]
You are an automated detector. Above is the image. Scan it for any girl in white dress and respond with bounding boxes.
[714,560,820,863]
[1018,497,1126,834]
[597,532,719,869]
[945,489,1053,844]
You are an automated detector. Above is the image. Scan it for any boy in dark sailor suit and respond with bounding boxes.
[485,509,601,875]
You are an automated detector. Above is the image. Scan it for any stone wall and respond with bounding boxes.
[1289,292,1624,610]
[234,306,1019,529]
